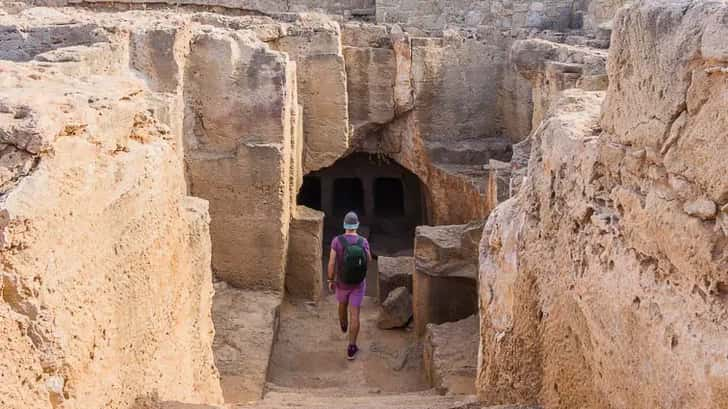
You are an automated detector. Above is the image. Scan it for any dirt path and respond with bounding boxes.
[267,294,428,395]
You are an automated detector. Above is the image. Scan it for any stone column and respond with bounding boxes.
[286,206,325,300]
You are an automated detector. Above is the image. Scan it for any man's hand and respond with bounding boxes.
[327,248,337,294]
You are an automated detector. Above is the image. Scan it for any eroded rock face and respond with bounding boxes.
[477,1,728,407]
[212,282,281,403]
[377,0,583,33]
[286,206,324,301]
[377,286,413,329]
[377,256,414,302]
[0,2,637,407]
[184,27,297,290]
[423,315,478,395]
[415,223,482,280]
[512,38,608,130]
[0,61,222,408]
[270,15,350,173]
[413,222,482,335]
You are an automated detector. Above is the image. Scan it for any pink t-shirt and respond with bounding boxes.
[331,234,370,289]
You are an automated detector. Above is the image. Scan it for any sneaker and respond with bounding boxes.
[340,319,348,333]
[346,344,358,360]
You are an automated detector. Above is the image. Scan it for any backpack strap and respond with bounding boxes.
[355,237,364,247]
[337,235,350,249]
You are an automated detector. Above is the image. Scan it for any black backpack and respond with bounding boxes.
[337,235,368,284]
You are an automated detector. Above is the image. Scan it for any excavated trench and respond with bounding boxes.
[6,1,687,408]
[259,152,435,400]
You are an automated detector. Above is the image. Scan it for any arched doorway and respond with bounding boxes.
[298,152,429,255]
[297,153,429,295]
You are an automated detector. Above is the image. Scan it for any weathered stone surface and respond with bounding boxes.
[130,22,190,94]
[486,159,512,210]
[212,282,281,404]
[584,0,629,33]
[683,198,718,220]
[602,0,728,204]
[478,2,728,406]
[423,315,478,395]
[343,45,396,127]
[414,222,482,280]
[342,22,414,142]
[512,38,608,129]
[286,206,325,301]
[33,0,375,17]
[0,8,112,62]
[184,28,296,290]
[271,15,350,173]
[412,35,505,145]
[376,0,582,33]
[377,256,414,302]
[413,270,478,338]
[413,222,482,336]
[377,286,413,329]
[0,62,222,409]
[0,3,642,408]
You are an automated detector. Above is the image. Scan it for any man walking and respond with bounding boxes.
[327,211,371,360]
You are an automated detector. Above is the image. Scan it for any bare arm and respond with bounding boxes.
[327,248,337,282]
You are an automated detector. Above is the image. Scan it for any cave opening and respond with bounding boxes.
[333,177,365,217]
[374,177,405,218]
[297,176,322,211]
[297,152,429,295]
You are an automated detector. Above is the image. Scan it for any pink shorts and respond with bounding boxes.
[335,281,366,307]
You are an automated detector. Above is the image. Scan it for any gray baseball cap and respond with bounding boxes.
[343,211,360,229]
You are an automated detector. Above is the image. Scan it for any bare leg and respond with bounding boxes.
[338,302,348,331]
[348,305,360,345]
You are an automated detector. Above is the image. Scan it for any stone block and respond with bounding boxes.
[186,142,291,290]
[424,315,478,395]
[286,206,325,300]
[273,21,350,173]
[377,286,413,329]
[411,37,504,144]
[344,45,396,127]
[212,282,281,403]
[414,222,482,280]
[413,222,482,336]
[377,256,414,303]
[413,270,478,337]
[183,29,296,290]
[129,24,189,93]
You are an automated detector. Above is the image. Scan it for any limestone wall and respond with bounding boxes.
[285,206,324,300]
[27,0,374,17]
[477,1,728,407]
[0,44,222,409]
[269,15,350,173]
[511,38,608,131]
[183,28,297,290]
[376,0,581,32]
[290,0,374,15]
[340,24,517,225]
[413,223,482,336]
[26,0,627,37]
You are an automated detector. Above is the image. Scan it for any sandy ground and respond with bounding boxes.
[267,294,428,395]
